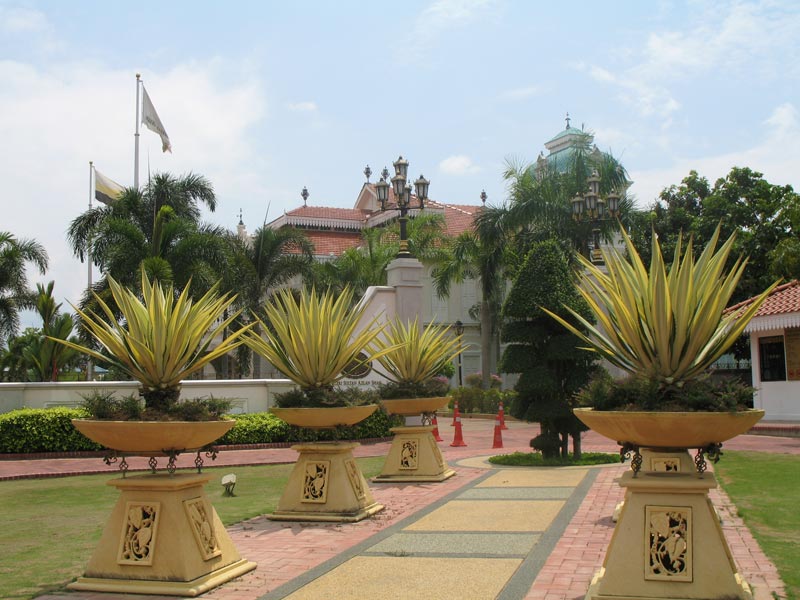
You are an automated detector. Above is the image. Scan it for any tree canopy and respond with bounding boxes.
[500,239,596,458]
[631,166,800,304]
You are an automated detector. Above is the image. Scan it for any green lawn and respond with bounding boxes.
[715,451,800,600]
[0,457,385,600]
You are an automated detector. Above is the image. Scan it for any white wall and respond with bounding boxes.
[749,330,800,421]
[0,379,296,414]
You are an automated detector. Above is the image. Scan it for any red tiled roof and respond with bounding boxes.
[283,230,363,256]
[273,197,483,258]
[284,206,371,221]
[428,201,483,237]
[726,280,800,317]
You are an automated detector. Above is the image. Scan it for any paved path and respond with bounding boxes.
[14,419,797,600]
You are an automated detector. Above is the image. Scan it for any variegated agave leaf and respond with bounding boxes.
[373,318,464,385]
[545,225,777,388]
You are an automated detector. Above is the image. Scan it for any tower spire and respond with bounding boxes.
[565,112,571,129]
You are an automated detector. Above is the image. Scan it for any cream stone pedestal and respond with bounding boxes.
[373,424,455,483]
[268,442,384,522]
[68,473,256,597]
[586,451,752,600]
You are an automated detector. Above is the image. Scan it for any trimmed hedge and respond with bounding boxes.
[0,408,102,453]
[0,407,400,454]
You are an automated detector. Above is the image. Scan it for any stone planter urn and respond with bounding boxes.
[67,419,256,597]
[574,408,764,600]
[372,397,454,483]
[267,405,384,522]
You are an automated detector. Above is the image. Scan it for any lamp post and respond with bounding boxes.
[455,320,464,387]
[571,169,620,264]
[374,155,429,258]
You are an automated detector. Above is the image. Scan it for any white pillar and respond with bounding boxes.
[386,257,424,325]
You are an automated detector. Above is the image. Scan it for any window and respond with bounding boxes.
[759,336,786,382]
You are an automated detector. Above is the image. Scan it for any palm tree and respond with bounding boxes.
[0,232,48,344]
[311,228,395,298]
[67,172,227,319]
[432,206,508,390]
[312,213,450,298]
[24,282,82,381]
[225,226,314,378]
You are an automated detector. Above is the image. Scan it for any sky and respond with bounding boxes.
[2,0,799,328]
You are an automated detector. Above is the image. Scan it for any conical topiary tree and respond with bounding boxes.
[499,239,596,459]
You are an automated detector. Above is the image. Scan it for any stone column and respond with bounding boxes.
[386,257,424,325]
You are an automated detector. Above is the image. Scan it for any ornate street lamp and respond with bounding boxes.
[375,155,429,258]
[571,169,621,264]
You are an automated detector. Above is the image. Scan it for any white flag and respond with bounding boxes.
[141,85,172,153]
[94,169,125,205]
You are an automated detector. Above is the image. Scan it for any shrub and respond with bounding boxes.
[79,390,234,421]
[464,372,502,389]
[217,412,293,445]
[0,406,399,454]
[0,408,101,453]
[449,387,516,414]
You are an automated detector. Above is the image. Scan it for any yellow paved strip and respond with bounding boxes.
[405,500,564,532]
[477,468,588,488]
[284,556,521,600]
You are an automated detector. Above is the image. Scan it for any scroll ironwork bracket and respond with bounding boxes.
[694,443,723,476]
[619,442,642,477]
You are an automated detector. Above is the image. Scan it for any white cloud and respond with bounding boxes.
[0,6,50,33]
[629,102,800,206]
[0,59,267,321]
[439,155,481,175]
[287,101,318,112]
[402,0,499,62]
[584,2,800,120]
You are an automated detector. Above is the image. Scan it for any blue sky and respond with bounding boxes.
[2,0,799,322]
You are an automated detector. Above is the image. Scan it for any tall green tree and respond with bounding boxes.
[633,167,800,304]
[67,172,228,318]
[0,328,39,381]
[432,206,508,389]
[499,240,596,459]
[0,282,82,381]
[313,213,450,298]
[225,226,314,378]
[0,232,48,344]
[24,282,82,381]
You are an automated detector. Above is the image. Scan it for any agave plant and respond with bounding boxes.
[245,287,392,404]
[373,318,463,398]
[545,225,777,394]
[52,273,249,412]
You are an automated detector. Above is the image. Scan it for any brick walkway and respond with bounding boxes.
[13,419,798,600]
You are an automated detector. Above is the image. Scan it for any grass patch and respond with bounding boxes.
[488,451,619,467]
[0,457,385,600]
[715,451,800,600]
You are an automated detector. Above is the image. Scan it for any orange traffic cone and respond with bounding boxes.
[498,401,508,430]
[431,415,444,442]
[492,416,503,449]
[451,400,459,426]
[450,414,467,447]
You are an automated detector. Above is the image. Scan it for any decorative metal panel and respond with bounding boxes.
[184,497,221,560]
[399,439,419,470]
[302,460,330,503]
[645,505,692,582]
[117,502,160,566]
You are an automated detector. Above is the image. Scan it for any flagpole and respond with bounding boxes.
[134,73,141,189]
[87,161,94,381]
